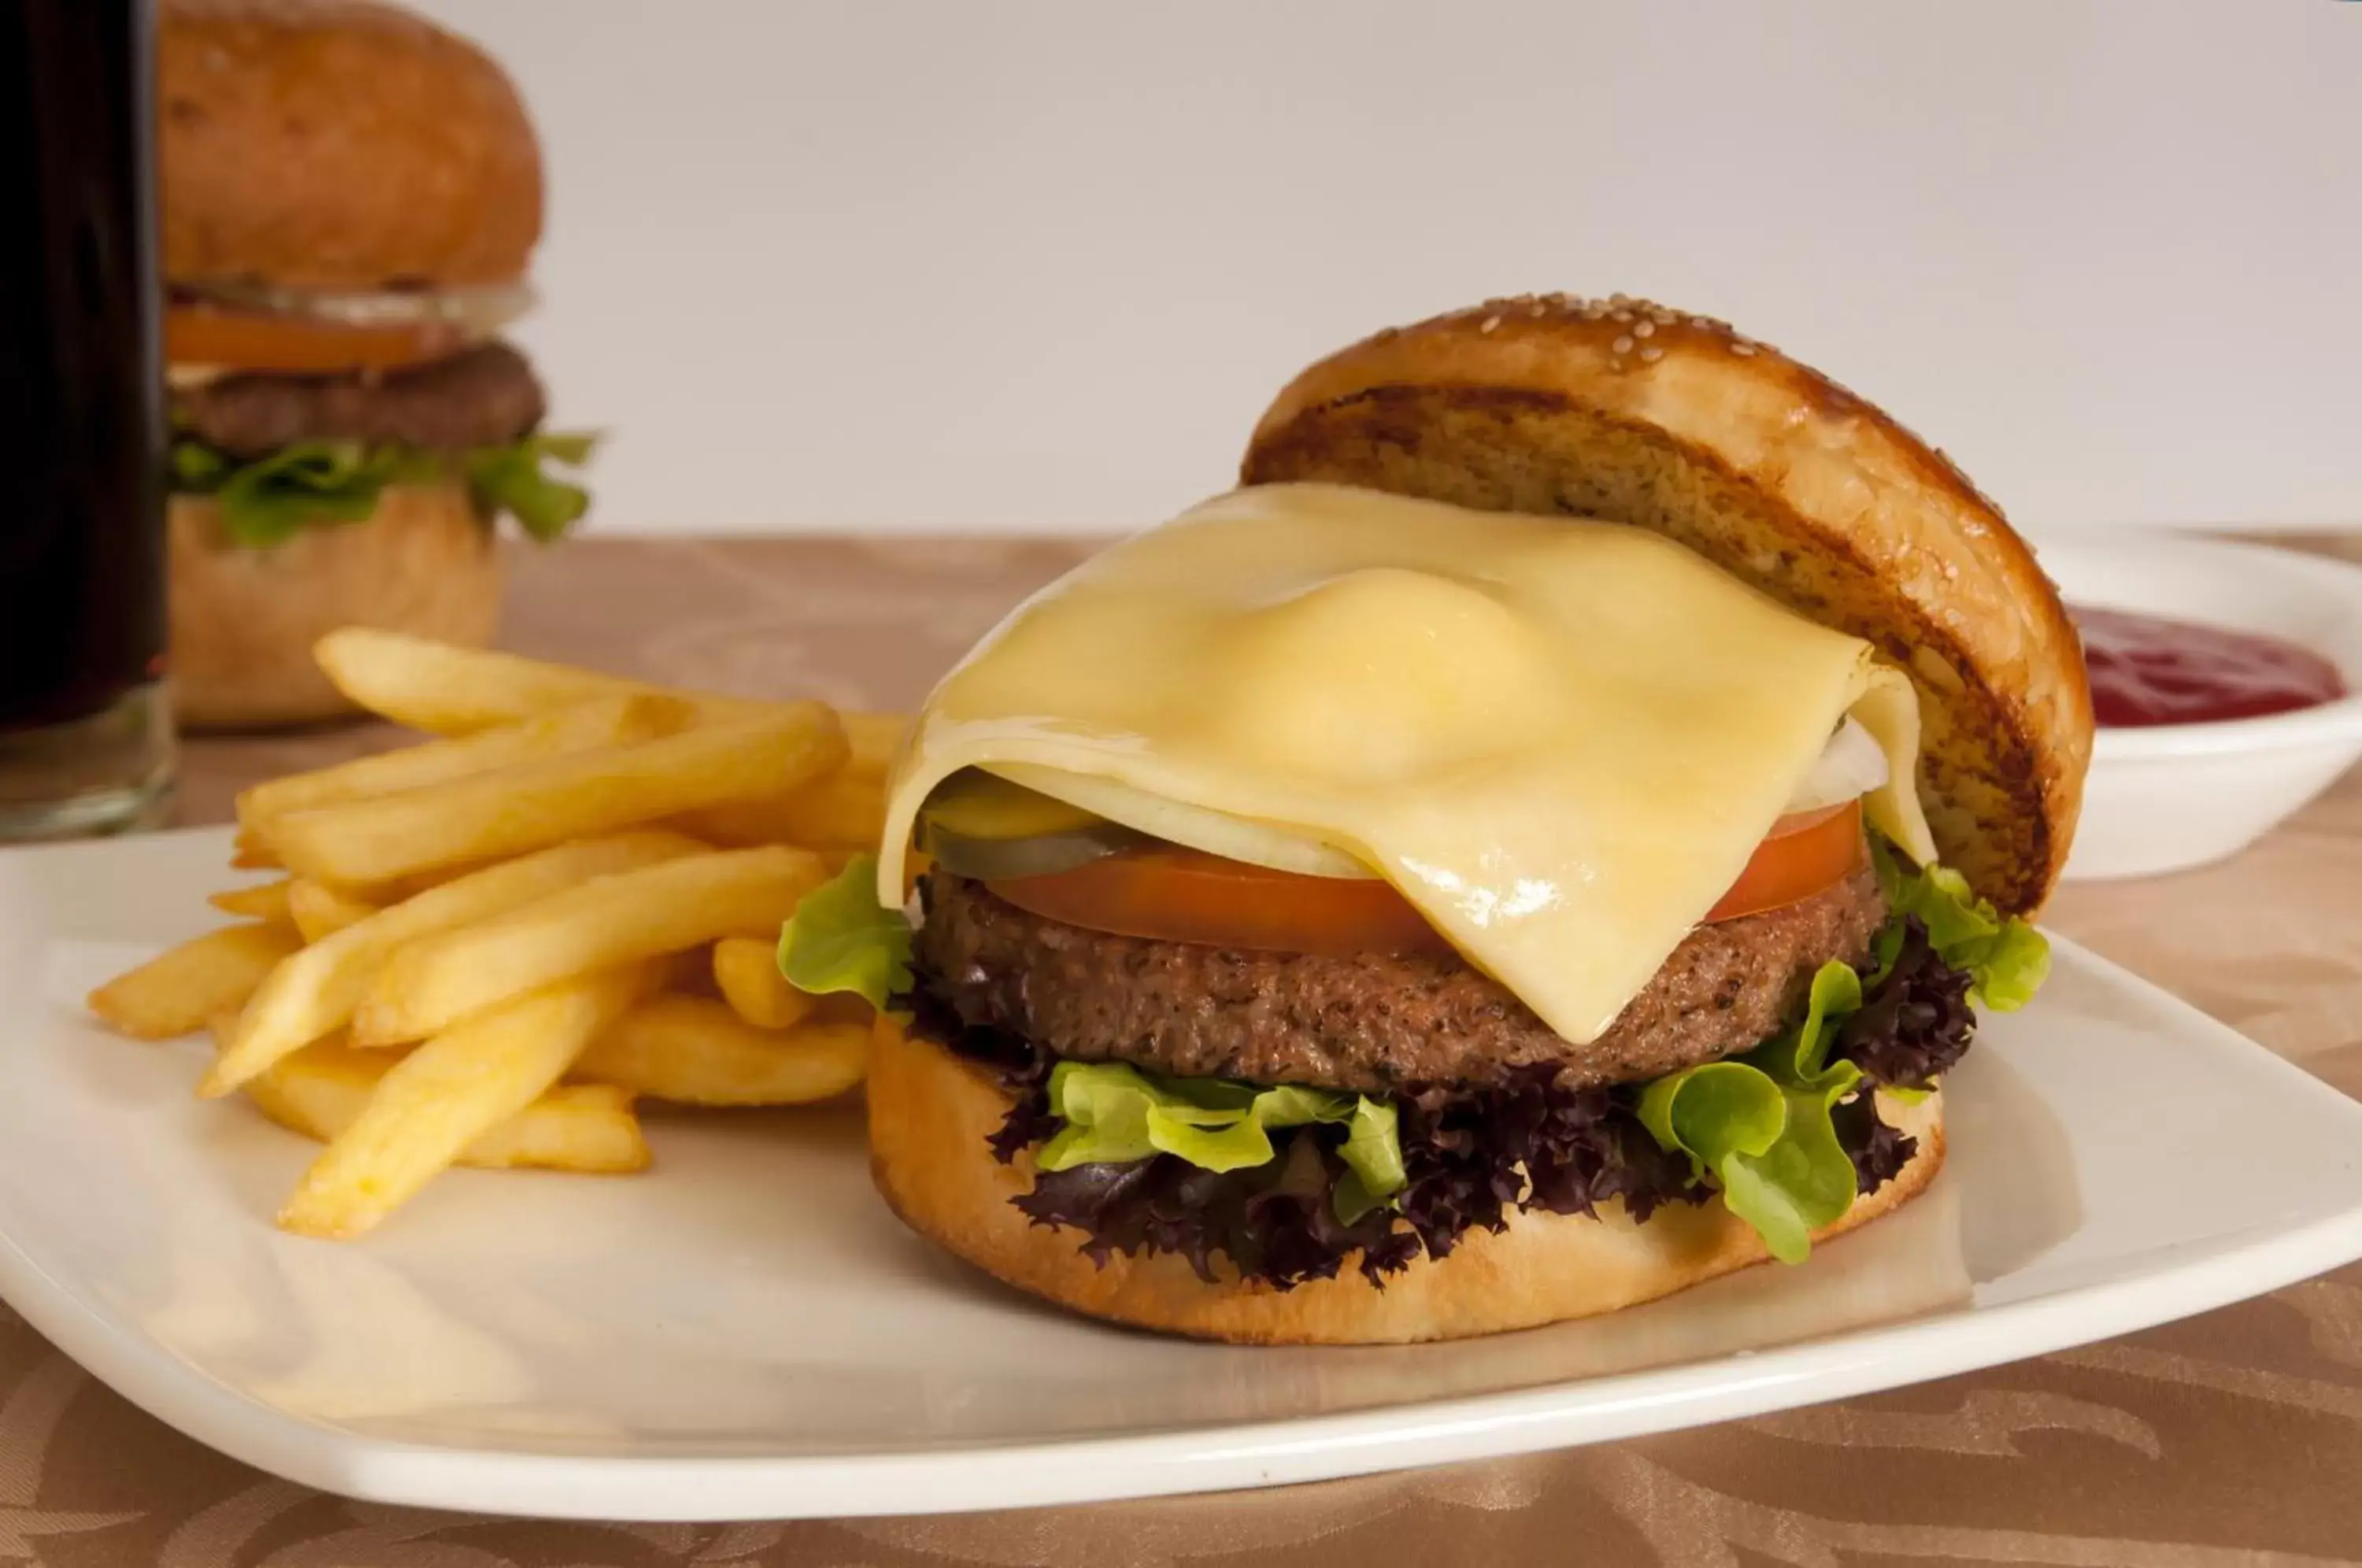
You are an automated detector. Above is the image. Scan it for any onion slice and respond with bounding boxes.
[986,764,1379,879]
[1786,717,1890,814]
[176,279,539,337]
[985,717,1889,883]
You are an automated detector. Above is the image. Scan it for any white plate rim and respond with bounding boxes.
[5,1159,2360,1521]
[6,834,2362,1521]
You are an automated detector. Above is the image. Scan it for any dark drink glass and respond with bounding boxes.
[0,0,173,838]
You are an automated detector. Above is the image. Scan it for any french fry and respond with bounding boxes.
[265,707,846,887]
[101,634,919,1240]
[683,767,887,850]
[711,936,813,1030]
[89,923,302,1040]
[242,1037,648,1174]
[575,996,866,1105]
[235,693,690,832]
[353,845,826,1046]
[278,966,652,1239]
[313,629,755,734]
[209,879,293,923]
[794,767,889,845]
[231,829,281,871]
[204,830,703,1096]
[311,628,906,769]
[287,879,379,943]
[841,712,905,775]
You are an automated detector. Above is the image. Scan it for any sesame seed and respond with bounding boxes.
[1372,326,1399,342]
[1633,319,1655,338]
[1480,314,1502,333]
[1638,344,1664,363]
[1731,342,1757,357]
[1690,315,1715,328]
[1579,304,1606,320]
[1612,334,1635,354]
[1649,309,1677,326]
[1611,309,1635,324]
[1529,301,1549,317]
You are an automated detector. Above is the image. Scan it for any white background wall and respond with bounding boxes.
[409,0,2362,537]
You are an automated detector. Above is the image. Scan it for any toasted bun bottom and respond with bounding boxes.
[866,1015,1946,1345]
[170,484,504,731]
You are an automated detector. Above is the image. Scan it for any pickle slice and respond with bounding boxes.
[916,770,1142,881]
[918,769,1102,841]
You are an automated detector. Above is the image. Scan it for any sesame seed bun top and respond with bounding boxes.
[1242,293,2093,916]
[160,0,542,291]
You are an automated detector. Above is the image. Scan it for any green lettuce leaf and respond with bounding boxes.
[1037,1062,1161,1168]
[463,432,599,542]
[1637,958,1877,1264]
[169,441,229,488]
[1715,1076,1864,1263]
[1236,1082,1330,1122]
[200,440,428,547]
[1960,919,2050,1011]
[169,431,599,547]
[1027,1060,1409,1221]
[775,854,913,1011]
[1871,838,2051,1011]
[1746,958,1863,1082]
[1338,1098,1405,1200]
[1635,833,2055,1264]
[1638,1045,1866,1265]
[1039,1062,1275,1173]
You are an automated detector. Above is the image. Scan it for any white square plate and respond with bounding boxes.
[6,828,2362,1522]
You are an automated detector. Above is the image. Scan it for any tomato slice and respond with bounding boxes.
[1701,800,1864,923]
[166,304,468,375]
[988,847,1453,958]
[989,801,1868,955]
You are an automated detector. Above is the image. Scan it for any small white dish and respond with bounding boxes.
[5,828,2362,1522]
[2039,536,2362,882]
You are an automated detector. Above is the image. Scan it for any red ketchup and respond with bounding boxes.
[2071,605,2347,727]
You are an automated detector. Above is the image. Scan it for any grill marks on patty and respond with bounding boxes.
[172,340,546,458]
[914,867,1888,1095]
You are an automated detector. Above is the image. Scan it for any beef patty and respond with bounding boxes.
[172,340,546,458]
[915,867,1887,1094]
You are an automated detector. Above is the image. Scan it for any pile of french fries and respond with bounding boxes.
[86,628,902,1241]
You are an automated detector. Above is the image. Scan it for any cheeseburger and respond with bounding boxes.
[158,0,590,729]
[783,294,2092,1344]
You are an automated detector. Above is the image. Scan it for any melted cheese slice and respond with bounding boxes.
[881,484,1937,1045]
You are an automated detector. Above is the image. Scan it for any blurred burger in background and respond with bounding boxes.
[158,0,591,729]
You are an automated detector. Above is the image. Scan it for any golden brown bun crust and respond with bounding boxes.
[1242,294,2093,915]
[866,1016,1946,1346]
[160,0,542,290]
[169,483,503,730]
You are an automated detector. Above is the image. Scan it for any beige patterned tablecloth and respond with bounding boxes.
[13,535,2361,1567]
